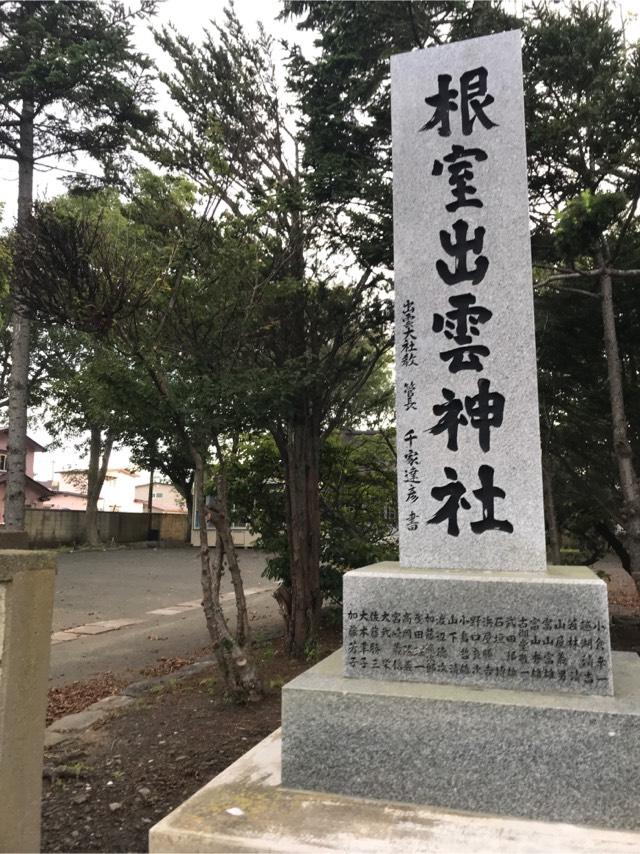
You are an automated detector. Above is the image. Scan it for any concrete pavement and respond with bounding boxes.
[49,547,281,687]
[52,546,269,631]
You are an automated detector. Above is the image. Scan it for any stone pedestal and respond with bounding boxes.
[282,649,640,830]
[344,563,613,695]
[150,728,640,853]
[0,550,56,853]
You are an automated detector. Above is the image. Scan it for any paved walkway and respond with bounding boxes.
[49,547,280,687]
[52,546,269,631]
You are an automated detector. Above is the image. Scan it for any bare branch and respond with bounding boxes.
[533,269,601,298]
[609,268,640,278]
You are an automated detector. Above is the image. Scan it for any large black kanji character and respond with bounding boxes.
[465,378,505,452]
[437,219,489,285]
[418,67,498,137]
[460,67,498,135]
[471,465,513,534]
[428,387,468,451]
[419,74,458,137]
[439,344,489,373]
[433,293,492,346]
[432,144,488,212]
[428,466,470,537]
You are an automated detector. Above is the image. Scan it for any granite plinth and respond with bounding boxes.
[150,729,640,853]
[281,649,640,830]
[344,563,613,696]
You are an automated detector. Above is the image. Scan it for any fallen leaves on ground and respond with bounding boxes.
[47,674,128,725]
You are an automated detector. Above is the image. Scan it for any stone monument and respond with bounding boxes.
[280,29,640,829]
[150,31,640,851]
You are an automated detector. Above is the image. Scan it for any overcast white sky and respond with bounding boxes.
[0,0,636,479]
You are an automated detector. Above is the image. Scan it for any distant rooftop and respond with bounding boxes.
[0,427,46,453]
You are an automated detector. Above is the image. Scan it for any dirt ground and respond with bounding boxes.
[41,569,640,854]
[41,619,342,854]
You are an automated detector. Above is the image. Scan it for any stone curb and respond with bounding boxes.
[57,541,190,554]
[123,659,216,697]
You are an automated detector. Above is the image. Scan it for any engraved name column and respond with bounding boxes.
[392,30,547,573]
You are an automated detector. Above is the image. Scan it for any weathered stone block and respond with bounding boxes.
[0,550,56,852]
[343,562,613,696]
[282,650,640,830]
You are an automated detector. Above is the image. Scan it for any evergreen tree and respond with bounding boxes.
[155,7,393,656]
[0,0,156,529]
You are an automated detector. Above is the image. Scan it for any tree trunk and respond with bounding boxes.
[593,521,630,572]
[279,413,322,658]
[166,474,193,542]
[207,460,251,647]
[599,260,640,589]
[542,457,562,565]
[271,175,323,657]
[84,427,114,546]
[183,487,193,542]
[5,97,34,530]
[193,452,262,702]
[147,466,154,538]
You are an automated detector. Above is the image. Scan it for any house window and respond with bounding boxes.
[152,491,164,498]
[193,509,215,531]
[0,454,6,471]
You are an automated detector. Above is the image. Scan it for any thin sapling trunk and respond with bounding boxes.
[193,451,262,702]
[84,426,114,546]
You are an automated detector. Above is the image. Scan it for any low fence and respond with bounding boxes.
[24,508,189,548]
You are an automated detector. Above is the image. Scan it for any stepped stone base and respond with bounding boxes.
[149,729,640,853]
[343,563,613,696]
[282,649,640,831]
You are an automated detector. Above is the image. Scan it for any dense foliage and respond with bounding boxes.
[228,429,398,605]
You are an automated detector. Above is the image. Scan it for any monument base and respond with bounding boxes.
[149,728,640,853]
[343,563,613,696]
[282,649,640,831]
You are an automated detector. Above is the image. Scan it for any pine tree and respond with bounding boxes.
[0,0,156,529]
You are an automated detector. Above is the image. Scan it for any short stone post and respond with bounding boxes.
[0,550,56,853]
